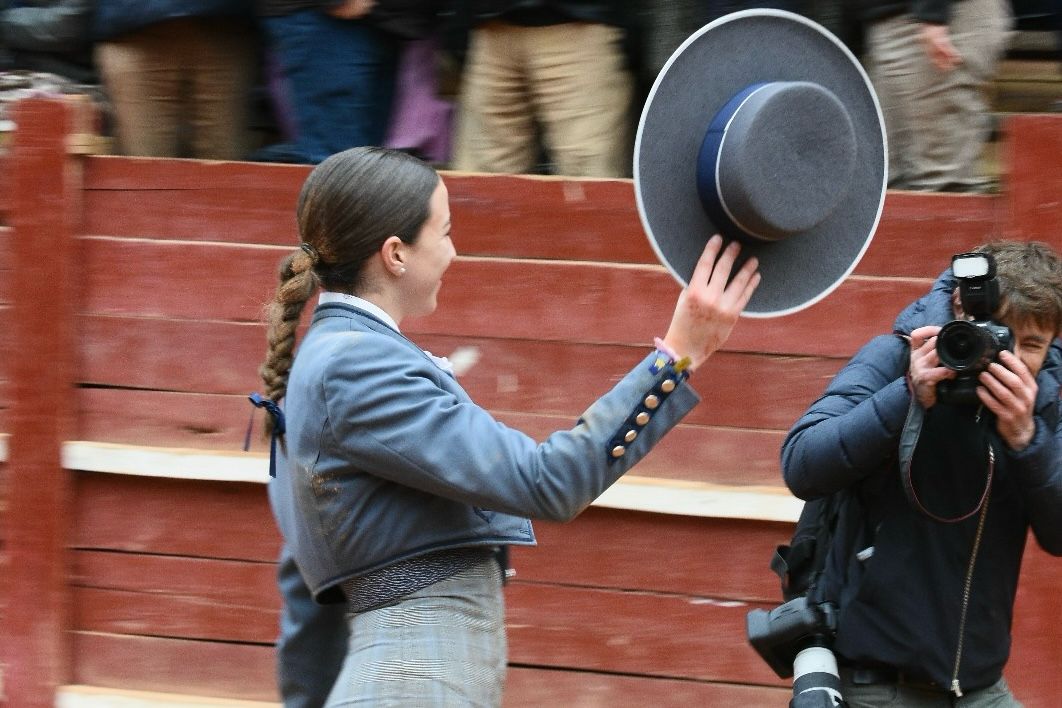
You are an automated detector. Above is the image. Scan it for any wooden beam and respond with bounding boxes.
[1003,114,1062,242]
[2,98,81,706]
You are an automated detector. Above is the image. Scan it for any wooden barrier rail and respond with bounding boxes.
[1,98,1061,706]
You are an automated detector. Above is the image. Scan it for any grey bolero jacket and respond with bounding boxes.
[270,303,700,602]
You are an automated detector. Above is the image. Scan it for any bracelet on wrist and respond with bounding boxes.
[651,337,692,375]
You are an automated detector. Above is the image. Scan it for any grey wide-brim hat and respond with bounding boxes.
[635,9,887,317]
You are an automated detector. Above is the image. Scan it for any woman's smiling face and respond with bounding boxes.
[398,179,455,319]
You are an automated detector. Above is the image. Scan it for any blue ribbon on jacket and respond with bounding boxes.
[247,392,285,478]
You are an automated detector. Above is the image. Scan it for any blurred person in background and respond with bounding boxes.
[254,1,441,164]
[629,1,815,98]
[450,0,635,177]
[0,0,103,135]
[93,0,258,159]
[859,0,1014,192]
[1,0,93,83]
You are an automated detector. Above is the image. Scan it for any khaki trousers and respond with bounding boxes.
[453,21,634,178]
[866,0,1013,192]
[95,17,255,160]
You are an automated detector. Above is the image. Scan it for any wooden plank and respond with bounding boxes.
[71,632,278,703]
[61,442,801,521]
[861,191,1000,278]
[71,473,279,561]
[506,581,783,686]
[1009,543,1062,703]
[506,668,790,707]
[69,570,782,686]
[1003,114,1062,242]
[79,236,285,323]
[412,267,928,358]
[80,243,937,361]
[493,415,788,488]
[75,318,842,431]
[445,173,655,264]
[67,633,790,706]
[70,508,791,609]
[55,677,788,708]
[56,685,279,708]
[72,550,277,609]
[68,551,283,659]
[79,155,1001,279]
[82,157,308,246]
[5,96,80,708]
[63,497,1062,705]
[73,389,790,488]
[73,586,277,645]
[0,545,7,619]
[82,155,311,193]
[0,303,10,350]
[77,390,269,453]
[512,507,790,602]
[0,156,8,222]
[78,315,267,395]
[1,304,12,423]
[0,226,11,303]
[339,335,810,433]
[82,159,660,264]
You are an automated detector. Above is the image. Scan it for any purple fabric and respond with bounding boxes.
[384,37,452,164]
[264,49,297,141]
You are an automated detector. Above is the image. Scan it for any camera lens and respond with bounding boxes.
[937,320,993,372]
[792,645,845,707]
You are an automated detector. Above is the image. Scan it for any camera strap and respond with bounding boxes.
[897,394,994,523]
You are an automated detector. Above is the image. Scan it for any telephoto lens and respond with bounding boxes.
[790,644,847,707]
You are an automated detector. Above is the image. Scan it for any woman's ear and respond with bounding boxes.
[380,235,407,276]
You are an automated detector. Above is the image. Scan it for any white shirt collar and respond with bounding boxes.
[316,292,466,376]
[318,291,400,332]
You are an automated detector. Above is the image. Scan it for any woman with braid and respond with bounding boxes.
[255,145,760,708]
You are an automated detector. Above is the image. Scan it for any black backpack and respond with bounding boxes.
[746,486,867,679]
[771,489,850,604]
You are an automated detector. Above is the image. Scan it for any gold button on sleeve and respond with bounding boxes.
[635,411,650,426]
[624,429,638,443]
[611,445,626,458]
[661,379,676,393]
[644,394,660,410]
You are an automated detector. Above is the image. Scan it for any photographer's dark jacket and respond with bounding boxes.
[781,269,1062,692]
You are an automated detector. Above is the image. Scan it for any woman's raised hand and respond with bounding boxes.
[661,235,760,372]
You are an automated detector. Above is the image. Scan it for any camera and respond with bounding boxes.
[936,252,1013,406]
[747,597,847,706]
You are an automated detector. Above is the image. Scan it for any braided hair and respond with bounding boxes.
[259,146,439,404]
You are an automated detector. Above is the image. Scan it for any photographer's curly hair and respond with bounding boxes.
[978,240,1062,336]
[259,147,439,405]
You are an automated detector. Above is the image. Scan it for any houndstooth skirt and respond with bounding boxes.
[324,554,507,707]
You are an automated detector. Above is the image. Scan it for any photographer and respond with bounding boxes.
[781,240,1062,706]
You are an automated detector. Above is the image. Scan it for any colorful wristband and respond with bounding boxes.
[651,337,692,374]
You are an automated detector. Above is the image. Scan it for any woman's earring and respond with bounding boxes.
[399,267,406,275]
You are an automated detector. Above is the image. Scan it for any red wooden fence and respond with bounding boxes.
[0,98,1060,707]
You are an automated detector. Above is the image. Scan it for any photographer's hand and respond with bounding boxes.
[907,325,955,408]
[662,235,760,373]
[978,350,1038,451]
